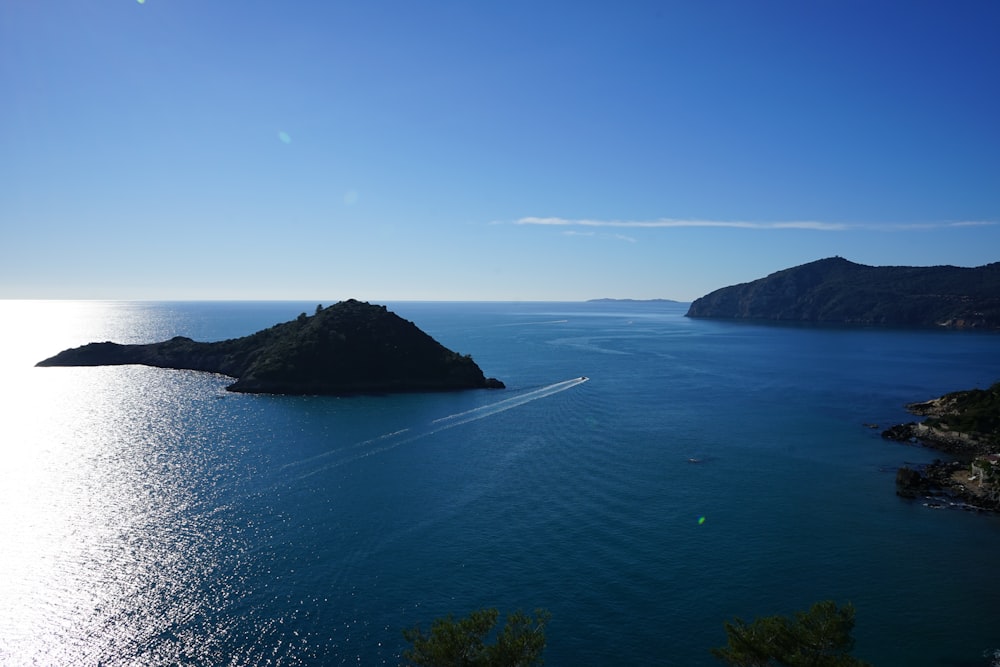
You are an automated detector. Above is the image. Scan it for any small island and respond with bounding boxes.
[882,382,1000,512]
[686,257,1000,328]
[37,299,505,395]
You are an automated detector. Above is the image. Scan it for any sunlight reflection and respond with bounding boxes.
[0,303,243,664]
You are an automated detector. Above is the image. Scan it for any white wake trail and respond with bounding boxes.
[289,377,588,478]
[279,428,411,471]
[430,377,588,428]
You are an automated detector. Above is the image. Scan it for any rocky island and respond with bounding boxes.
[686,257,1000,328]
[37,299,505,395]
[882,382,1000,512]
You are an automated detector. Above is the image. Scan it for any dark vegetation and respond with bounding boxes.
[37,299,504,395]
[686,257,1000,327]
[712,601,870,666]
[913,381,1000,444]
[400,602,871,666]
[401,608,549,667]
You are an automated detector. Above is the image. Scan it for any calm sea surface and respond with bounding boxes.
[1,300,999,666]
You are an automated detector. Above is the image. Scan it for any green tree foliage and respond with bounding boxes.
[925,381,1000,443]
[401,608,550,667]
[711,600,871,667]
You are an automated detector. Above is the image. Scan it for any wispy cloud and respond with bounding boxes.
[515,217,848,231]
[514,217,1000,232]
[562,229,637,243]
[947,220,999,228]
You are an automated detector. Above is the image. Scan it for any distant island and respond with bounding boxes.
[37,299,505,395]
[686,257,1000,328]
[882,382,1000,512]
[587,298,684,304]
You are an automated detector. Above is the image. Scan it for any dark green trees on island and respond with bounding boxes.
[36,299,504,395]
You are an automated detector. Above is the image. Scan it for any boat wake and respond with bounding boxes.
[284,377,588,479]
[430,376,588,429]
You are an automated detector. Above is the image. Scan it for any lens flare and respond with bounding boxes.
[277,131,291,144]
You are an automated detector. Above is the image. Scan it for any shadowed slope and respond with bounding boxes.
[686,257,1000,328]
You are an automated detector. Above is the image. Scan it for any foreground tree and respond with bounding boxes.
[401,607,550,667]
[711,600,871,666]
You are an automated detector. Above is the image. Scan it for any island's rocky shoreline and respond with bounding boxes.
[37,300,505,396]
[881,385,1000,513]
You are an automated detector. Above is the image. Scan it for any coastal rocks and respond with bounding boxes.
[881,421,986,456]
[895,466,927,497]
[893,460,998,512]
[894,460,963,497]
[882,381,1000,513]
[888,453,1000,513]
[881,424,917,443]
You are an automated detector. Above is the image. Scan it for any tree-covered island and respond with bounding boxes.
[37,299,505,395]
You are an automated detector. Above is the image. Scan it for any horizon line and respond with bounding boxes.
[514,216,999,231]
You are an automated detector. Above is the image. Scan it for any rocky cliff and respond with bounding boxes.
[37,299,505,395]
[686,257,1000,328]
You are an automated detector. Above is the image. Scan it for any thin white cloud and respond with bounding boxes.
[516,217,848,231]
[562,229,637,243]
[514,217,1000,232]
[948,220,998,227]
[844,220,1000,231]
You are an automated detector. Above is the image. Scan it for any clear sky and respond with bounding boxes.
[2,1,998,301]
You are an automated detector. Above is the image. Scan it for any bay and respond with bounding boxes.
[1,300,998,665]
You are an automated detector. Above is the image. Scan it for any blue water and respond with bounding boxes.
[1,300,999,665]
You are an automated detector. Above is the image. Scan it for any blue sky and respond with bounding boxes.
[2,1,998,301]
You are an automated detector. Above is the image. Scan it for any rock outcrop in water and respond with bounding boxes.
[37,299,505,395]
[882,382,1000,512]
[686,257,1000,328]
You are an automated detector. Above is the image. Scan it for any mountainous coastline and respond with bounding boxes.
[686,257,1000,328]
[37,299,505,395]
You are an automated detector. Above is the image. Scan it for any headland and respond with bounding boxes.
[686,257,1000,328]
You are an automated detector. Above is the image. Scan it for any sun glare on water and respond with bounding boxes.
[0,301,237,663]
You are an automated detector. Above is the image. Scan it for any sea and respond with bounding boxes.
[1,300,998,666]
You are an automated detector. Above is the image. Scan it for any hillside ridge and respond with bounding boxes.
[685,257,1000,328]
